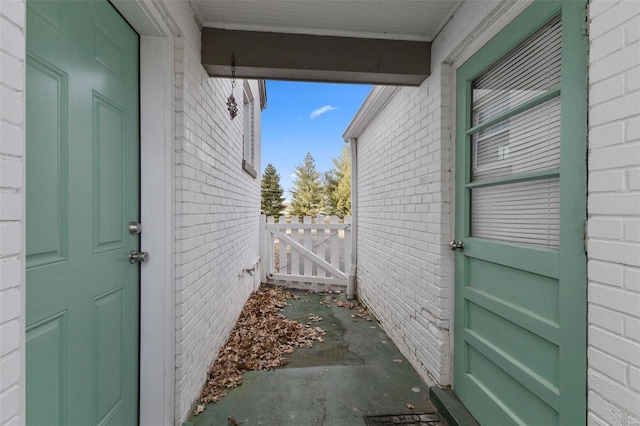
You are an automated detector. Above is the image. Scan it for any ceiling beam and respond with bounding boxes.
[202,28,431,86]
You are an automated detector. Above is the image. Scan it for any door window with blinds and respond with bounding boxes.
[469,16,562,248]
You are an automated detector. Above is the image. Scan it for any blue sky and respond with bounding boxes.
[261,81,373,201]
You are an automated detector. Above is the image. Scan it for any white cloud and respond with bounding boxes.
[309,105,336,119]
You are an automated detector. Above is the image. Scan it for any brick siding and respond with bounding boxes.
[588,1,640,424]
[172,33,262,422]
[0,0,25,424]
[353,0,527,389]
[355,64,453,386]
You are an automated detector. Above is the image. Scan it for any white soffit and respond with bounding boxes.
[191,0,462,42]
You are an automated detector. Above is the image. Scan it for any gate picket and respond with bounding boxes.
[263,215,352,291]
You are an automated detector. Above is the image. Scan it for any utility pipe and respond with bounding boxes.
[347,137,357,300]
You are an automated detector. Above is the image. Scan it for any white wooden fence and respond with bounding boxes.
[261,215,352,291]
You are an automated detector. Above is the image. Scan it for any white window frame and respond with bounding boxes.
[242,80,257,178]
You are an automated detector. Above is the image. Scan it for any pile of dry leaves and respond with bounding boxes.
[195,286,325,414]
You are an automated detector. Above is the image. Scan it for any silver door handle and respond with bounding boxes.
[128,221,142,235]
[449,240,464,252]
[129,250,148,264]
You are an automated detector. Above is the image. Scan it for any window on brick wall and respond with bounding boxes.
[242,81,257,178]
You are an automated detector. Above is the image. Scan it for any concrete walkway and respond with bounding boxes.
[188,290,446,426]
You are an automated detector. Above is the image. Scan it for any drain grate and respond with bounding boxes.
[364,413,446,426]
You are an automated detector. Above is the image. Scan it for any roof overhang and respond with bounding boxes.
[202,28,431,86]
[343,86,400,141]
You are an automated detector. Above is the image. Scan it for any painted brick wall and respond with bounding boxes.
[0,0,25,425]
[587,1,640,424]
[353,0,528,389]
[172,35,262,423]
[355,64,453,385]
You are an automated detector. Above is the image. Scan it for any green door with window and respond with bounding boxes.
[26,0,140,424]
[453,1,587,424]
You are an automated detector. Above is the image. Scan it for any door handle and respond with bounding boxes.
[129,250,148,264]
[128,221,142,235]
[449,240,464,252]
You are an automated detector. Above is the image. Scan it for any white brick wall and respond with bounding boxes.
[588,1,640,424]
[352,0,530,389]
[355,63,453,385]
[172,34,262,423]
[0,0,25,425]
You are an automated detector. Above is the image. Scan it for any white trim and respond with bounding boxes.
[242,80,258,178]
[342,86,399,141]
[110,2,177,425]
[138,37,176,426]
[348,138,357,300]
[449,0,533,69]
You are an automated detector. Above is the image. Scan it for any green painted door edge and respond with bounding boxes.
[556,1,589,423]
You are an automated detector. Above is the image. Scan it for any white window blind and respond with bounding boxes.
[470,16,562,249]
[473,97,561,180]
[472,16,562,125]
[472,178,560,248]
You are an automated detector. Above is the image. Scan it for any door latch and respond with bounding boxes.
[449,240,464,252]
[129,250,149,264]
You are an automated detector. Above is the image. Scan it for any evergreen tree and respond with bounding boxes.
[290,152,323,218]
[260,163,285,218]
[324,145,351,217]
[323,169,340,214]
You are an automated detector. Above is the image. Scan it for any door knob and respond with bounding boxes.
[128,221,142,235]
[449,240,464,252]
[129,250,148,264]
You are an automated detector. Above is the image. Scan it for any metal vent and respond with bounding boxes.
[364,413,446,426]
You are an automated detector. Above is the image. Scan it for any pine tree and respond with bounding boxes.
[324,145,351,217]
[290,152,323,218]
[323,169,340,214]
[260,163,285,218]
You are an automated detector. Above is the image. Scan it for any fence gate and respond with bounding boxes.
[261,215,352,291]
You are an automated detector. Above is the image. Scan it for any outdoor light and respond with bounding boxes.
[227,54,238,120]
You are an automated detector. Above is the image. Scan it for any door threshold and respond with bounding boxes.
[428,387,480,426]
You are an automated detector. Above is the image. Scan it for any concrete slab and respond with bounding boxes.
[189,290,446,426]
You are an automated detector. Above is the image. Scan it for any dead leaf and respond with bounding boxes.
[330,298,374,321]
[196,286,326,406]
[406,403,415,410]
[228,416,240,425]
[193,404,205,416]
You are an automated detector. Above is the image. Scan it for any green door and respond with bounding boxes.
[26,1,140,424]
[453,1,587,424]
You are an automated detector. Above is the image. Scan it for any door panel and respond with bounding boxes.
[26,1,140,424]
[93,94,126,252]
[26,313,67,425]
[25,56,68,267]
[454,1,587,425]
